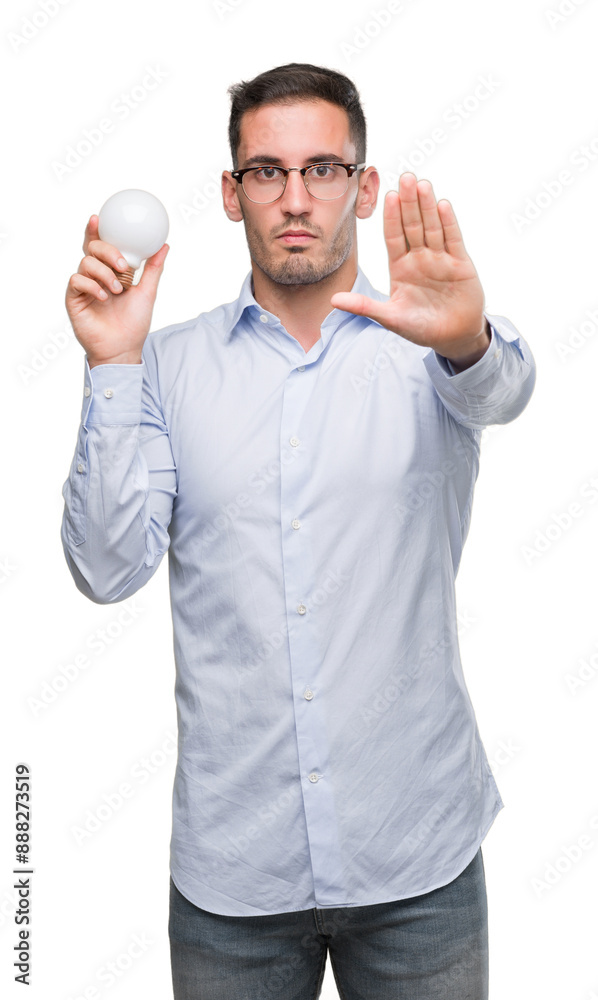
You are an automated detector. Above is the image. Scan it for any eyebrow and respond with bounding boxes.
[241,153,347,168]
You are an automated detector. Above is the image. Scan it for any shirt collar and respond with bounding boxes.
[224,265,388,344]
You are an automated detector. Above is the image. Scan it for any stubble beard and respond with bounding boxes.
[239,205,355,287]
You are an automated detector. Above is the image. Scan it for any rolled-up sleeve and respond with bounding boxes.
[422,313,536,429]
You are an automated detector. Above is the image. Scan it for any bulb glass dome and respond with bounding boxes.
[97,189,169,269]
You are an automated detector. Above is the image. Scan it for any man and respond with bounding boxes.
[61,62,536,999]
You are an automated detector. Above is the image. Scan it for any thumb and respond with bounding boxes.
[137,243,169,296]
[330,291,387,324]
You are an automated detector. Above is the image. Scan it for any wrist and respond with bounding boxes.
[444,319,489,363]
[86,352,143,368]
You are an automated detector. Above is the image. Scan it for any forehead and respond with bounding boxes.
[237,100,354,164]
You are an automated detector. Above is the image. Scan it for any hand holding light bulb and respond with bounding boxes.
[65,189,170,368]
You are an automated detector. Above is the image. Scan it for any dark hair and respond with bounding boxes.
[227,62,366,170]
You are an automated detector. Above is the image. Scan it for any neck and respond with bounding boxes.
[250,253,359,352]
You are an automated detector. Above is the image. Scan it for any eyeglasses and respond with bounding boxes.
[231,161,366,204]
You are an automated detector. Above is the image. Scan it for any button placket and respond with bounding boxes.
[278,360,344,901]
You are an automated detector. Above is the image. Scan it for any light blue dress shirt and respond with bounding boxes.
[61,265,536,916]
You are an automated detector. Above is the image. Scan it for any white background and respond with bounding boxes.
[2,0,597,997]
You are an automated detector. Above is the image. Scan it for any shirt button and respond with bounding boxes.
[77,463,85,473]
[259,314,268,323]
[290,437,300,447]
[291,519,301,529]
[84,387,91,397]
[297,604,307,615]
[304,688,314,700]
[104,388,114,398]
[297,365,305,372]
[494,349,501,358]
[308,773,319,783]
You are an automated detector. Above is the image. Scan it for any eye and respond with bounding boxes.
[309,164,335,178]
[254,166,283,182]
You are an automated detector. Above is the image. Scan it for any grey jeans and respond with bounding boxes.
[168,847,488,999]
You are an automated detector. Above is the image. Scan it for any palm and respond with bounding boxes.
[331,173,485,357]
[68,280,156,363]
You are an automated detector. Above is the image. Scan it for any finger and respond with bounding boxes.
[416,179,445,252]
[79,254,125,295]
[383,191,408,263]
[87,238,131,274]
[136,243,169,296]
[398,172,425,249]
[330,291,390,326]
[437,199,469,260]
[83,214,99,255]
[67,272,109,303]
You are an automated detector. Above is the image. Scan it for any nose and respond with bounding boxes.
[278,168,313,216]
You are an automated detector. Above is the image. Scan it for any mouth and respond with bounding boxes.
[276,231,317,245]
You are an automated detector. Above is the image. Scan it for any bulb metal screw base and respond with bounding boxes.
[118,266,136,290]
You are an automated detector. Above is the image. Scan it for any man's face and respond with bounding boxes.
[231,99,364,286]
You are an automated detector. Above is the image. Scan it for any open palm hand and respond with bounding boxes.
[331,172,488,364]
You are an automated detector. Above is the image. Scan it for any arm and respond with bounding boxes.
[60,348,177,604]
[330,171,536,428]
[61,211,173,602]
[422,313,536,429]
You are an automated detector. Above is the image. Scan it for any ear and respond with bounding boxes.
[222,170,244,222]
[355,166,380,220]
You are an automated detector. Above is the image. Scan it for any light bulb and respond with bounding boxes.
[97,188,169,289]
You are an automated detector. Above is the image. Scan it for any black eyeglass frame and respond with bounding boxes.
[230,161,367,203]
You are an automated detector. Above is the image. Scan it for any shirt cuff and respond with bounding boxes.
[423,314,525,388]
[82,355,145,426]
